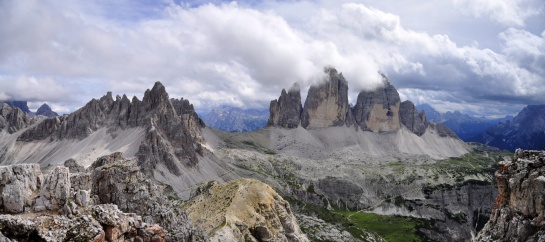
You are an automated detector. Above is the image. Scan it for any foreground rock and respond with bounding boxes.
[475,149,545,241]
[183,179,309,242]
[0,153,194,241]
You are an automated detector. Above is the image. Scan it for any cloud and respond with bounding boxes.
[452,0,542,26]
[0,0,543,118]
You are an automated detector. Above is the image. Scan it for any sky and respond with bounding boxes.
[0,0,544,118]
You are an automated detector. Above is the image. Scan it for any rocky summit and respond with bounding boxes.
[35,103,58,118]
[301,67,353,129]
[268,67,458,139]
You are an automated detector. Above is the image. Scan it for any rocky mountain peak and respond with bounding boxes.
[399,100,427,136]
[17,81,203,176]
[36,103,58,118]
[353,75,401,132]
[301,67,353,129]
[267,82,303,128]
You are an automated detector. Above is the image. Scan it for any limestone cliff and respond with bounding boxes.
[399,100,428,136]
[353,75,401,132]
[475,150,545,241]
[183,179,309,242]
[267,83,303,128]
[301,67,353,129]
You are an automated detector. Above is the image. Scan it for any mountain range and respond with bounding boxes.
[200,105,268,132]
[0,101,59,118]
[469,105,545,151]
[416,104,512,141]
[0,67,542,241]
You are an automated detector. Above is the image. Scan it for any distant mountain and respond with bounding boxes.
[201,106,268,132]
[470,105,545,151]
[36,103,58,117]
[0,101,31,113]
[416,104,512,141]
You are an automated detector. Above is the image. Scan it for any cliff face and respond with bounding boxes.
[353,75,401,132]
[399,100,427,136]
[475,150,545,242]
[267,83,303,128]
[301,68,353,129]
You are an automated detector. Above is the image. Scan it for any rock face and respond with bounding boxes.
[17,82,204,176]
[399,100,427,136]
[183,179,309,242]
[0,104,33,134]
[35,103,58,118]
[0,164,42,214]
[471,105,545,151]
[268,83,303,128]
[301,68,353,129]
[353,75,401,132]
[90,153,195,240]
[475,150,545,241]
[34,167,70,212]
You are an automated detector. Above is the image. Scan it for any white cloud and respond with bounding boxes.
[0,0,543,118]
[452,0,542,26]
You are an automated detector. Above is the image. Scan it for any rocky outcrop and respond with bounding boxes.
[0,154,191,241]
[353,75,401,132]
[35,103,58,118]
[0,164,42,214]
[268,83,303,128]
[34,166,70,212]
[475,150,545,241]
[0,104,33,134]
[183,179,309,242]
[90,153,196,240]
[429,122,459,138]
[0,204,167,242]
[399,100,428,136]
[64,158,85,173]
[301,67,353,129]
[17,82,203,176]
